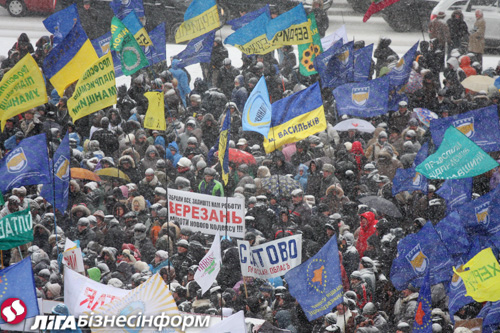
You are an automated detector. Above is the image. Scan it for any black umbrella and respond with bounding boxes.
[358,195,403,218]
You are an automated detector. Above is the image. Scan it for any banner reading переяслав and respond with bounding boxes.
[68,53,117,121]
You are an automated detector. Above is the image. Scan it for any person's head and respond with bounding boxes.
[145,168,155,182]
[291,189,303,205]
[408,118,419,131]
[77,217,90,232]
[378,131,388,145]
[83,0,91,9]
[24,109,35,120]
[322,164,334,178]
[177,239,189,253]
[476,9,483,19]
[204,167,216,183]
[7,195,20,212]
[398,101,408,113]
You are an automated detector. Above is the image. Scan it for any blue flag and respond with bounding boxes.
[110,0,144,20]
[448,256,475,318]
[40,133,70,214]
[430,105,500,152]
[390,222,453,290]
[436,178,473,213]
[175,31,215,68]
[227,5,270,30]
[353,43,373,82]
[413,269,432,332]
[224,12,273,55]
[43,4,80,46]
[435,211,470,259]
[285,236,344,321]
[242,76,272,137]
[0,134,51,193]
[313,38,343,78]
[319,41,354,89]
[388,42,418,89]
[265,3,308,41]
[91,32,123,77]
[478,301,500,333]
[456,186,500,233]
[144,22,166,66]
[485,187,500,248]
[392,168,428,195]
[0,257,39,324]
[333,76,389,118]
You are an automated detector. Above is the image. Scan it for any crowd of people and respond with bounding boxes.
[1,1,500,332]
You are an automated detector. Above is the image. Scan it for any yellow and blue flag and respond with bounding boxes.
[0,134,51,193]
[263,82,326,154]
[0,257,39,324]
[122,10,152,46]
[43,4,80,45]
[413,269,432,332]
[143,92,166,131]
[390,222,453,290]
[265,4,312,47]
[454,248,500,302]
[175,0,219,43]
[227,4,270,31]
[109,0,144,20]
[43,21,98,96]
[40,133,70,213]
[284,236,343,321]
[219,108,231,185]
[224,12,274,55]
[0,54,48,131]
[175,31,215,68]
[242,76,271,137]
[333,76,390,118]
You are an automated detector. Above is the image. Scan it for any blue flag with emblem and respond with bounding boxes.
[313,38,343,79]
[436,178,473,214]
[448,256,475,318]
[144,22,166,66]
[0,257,39,324]
[392,142,429,195]
[175,31,215,68]
[318,41,354,89]
[390,222,454,290]
[227,5,270,30]
[333,75,389,118]
[353,43,373,82]
[457,186,500,234]
[0,134,51,193]
[485,186,500,249]
[242,76,272,138]
[430,105,500,152]
[43,4,80,46]
[40,133,70,214]
[219,108,231,185]
[478,301,500,333]
[91,32,123,77]
[388,42,418,89]
[110,0,144,20]
[413,268,432,332]
[285,236,343,321]
[435,211,470,259]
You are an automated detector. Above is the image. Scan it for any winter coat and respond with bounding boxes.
[468,17,485,54]
[377,150,403,180]
[394,292,419,326]
[118,155,142,184]
[459,55,476,77]
[356,211,378,257]
[166,142,182,167]
[447,10,469,49]
[149,259,172,275]
[170,59,191,106]
[139,145,160,172]
[104,221,125,251]
[231,76,248,112]
[428,18,451,50]
[294,164,309,190]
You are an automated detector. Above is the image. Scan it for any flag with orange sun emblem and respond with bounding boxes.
[413,269,432,332]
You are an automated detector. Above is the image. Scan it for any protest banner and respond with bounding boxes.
[64,267,129,317]
[238,234,302,278]
[68,53,117,121]
[0,208,33,250]
[167,189,245,238]
[63,247,84,273]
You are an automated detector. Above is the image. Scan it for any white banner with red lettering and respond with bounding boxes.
[238,234,302,278]
[168,189,245,238]
[64,267,129,317]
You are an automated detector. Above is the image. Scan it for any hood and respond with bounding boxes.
[171,58,181,70]
[447,57,459,70]
[351,141,364,155]
[360,211,378,230]
[275,310,292,329]
[257,166,271,178]
[132,195,146,212]
[87,267,101,282]
[202,113,216,125]
[344,232,355,246]
[459,55,471,67]
[308,158,324,173]
[118,155,136,168]
[297,163,309,175]
[145,145,159,157]
[100,247,116,262]
[168,141,179,153]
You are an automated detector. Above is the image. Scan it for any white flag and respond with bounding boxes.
[194,231,222,295]
[202,310,246,333]
[321,25,348,50]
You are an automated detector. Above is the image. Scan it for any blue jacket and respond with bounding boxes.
[167,142,182,167]
[294,164,309,190]
[231,75,248,112]
[149,259,172,274]
[170,59,191,107]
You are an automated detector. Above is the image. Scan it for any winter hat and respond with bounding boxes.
[45,283,61,297]
[108,278,124,288]
[134,261,150,273]
[155,250,169,260]
[344,142,353,152]
[87,267,101,282]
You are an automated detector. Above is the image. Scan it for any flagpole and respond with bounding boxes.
[48,137,60,259]
[270,127,285,237]
[1,251,3,269]
[18,246,23,260]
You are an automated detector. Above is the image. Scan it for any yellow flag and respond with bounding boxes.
[67,53,117,122]
[0,54,48,131]
[143,92,166,131]
[454,247,500,302]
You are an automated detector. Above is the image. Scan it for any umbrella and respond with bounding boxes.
[261,175,301,197]
[358,195,402,218]
[228,148,257,166]
[332,118,375,133]
[95,168,131,182]
[461,75,495,92]
[413,108,438,127]
[70,168,102,182]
